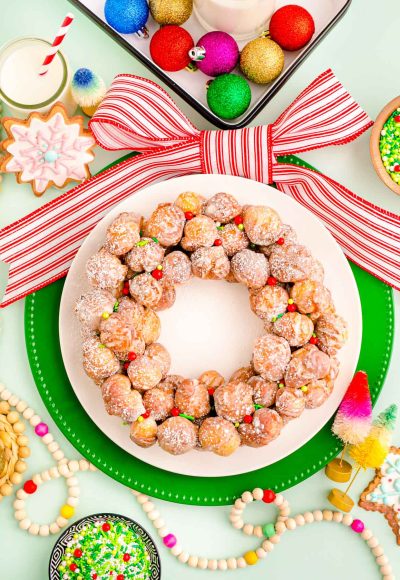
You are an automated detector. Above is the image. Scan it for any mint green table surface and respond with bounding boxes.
[0,0,399,578]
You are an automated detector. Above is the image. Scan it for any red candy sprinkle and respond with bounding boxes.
[276,237,285,245]
[74,548,83,558]
[123,281,129,288]
[394,115,400,123]
[102,522,111,532]
[123,361,130,371]
[92,575,98,579]
[122,287,130,296]
[151,269,163,280]
[69,563,78,572]
[243,415,253,424]
[287,303,297,312]
[23,480,37,494]
[123,554,130,562]
[262,489,276,503]
[207,388,215,396]
[171,407,180,417]
[184,211,194,220]
[394,164,400,172]
[117,576,124,580]
[309,336,319,345]
[267,276,277,286]
[142,411,150,419]
[127,351,137,361]
[213,238,223,246]
[233,215,243,225]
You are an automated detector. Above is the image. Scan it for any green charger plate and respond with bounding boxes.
[24,155,395,506]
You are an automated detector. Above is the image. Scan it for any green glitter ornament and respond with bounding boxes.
[207,74,251,120]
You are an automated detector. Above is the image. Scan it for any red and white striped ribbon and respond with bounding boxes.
[0,69,398,308]
[39,13,74,76]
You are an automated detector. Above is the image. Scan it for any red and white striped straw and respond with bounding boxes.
[39,12,74,76]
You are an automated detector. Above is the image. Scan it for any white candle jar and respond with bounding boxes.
[0,37,76,118]
[193,0,276,40]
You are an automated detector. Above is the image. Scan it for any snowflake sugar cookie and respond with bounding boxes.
[1,103,96,196]
[359,446,400,544]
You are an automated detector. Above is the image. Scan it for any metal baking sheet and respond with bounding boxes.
[68,0,351,129]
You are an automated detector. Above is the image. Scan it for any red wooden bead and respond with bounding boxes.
[287,303,297,312]
[171,407,180,417]
[394,115,400,123]
[127,351,137,361]
[262,489,276,503]
[123,362,130,371]
[151,269,163,280]
[69,563,78,572]
[243,415,253,424]
[123,554,130,562]
[142,411,151,419]
[184,211,194,220]
[267,276,277,286]
[309,336,318,345]
[207,388,215,396]
[74,548,83,558]
[102,523,111,532]
[233,215,243,225]
[276,237,285,245]
[122,287,130,296]
[23,480,37,494]
[213,238,223,246]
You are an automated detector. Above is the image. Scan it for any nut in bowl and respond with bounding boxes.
[370,95,400,196]
[60,174,361,478]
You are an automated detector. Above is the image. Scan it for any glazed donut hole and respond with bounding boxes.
[78,191,348,457]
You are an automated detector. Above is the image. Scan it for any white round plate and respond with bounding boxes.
[60,174,362,478]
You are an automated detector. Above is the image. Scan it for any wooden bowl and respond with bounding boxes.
[370,96,400,196]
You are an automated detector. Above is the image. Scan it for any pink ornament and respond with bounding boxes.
[189,31,239,77]
[35,422,49,437]
[163,533,177,548]
[351,519,365,533]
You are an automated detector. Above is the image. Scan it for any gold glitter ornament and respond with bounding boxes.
[240,37,284,84]
[149,0,193,25]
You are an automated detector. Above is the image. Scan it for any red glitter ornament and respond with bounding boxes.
[243,414,253,424]
[267,276,277,286]
[127,351,137,361]
[213,238,223,246]
[151,268,163,280]
[150,25,194,72]
[184,211,194,220]
[262,489,276,503]
[102,522,111,532]
[74,548,83,558]
[269,5,315,51]
[233,215,243,225]
[287,303,297,312]
[23,480,37,494]
[171,407,180,416]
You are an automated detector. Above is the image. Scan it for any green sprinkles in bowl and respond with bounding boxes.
[58,519,151,579]
[379,108,400,184]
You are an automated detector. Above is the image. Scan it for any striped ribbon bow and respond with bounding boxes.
[0,69,399,307]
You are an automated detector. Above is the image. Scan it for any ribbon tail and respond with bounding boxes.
[271,69,373,156]
[0,142,202,307]
[272,163,400,290]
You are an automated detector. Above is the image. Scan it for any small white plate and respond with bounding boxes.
[59,174,361,478]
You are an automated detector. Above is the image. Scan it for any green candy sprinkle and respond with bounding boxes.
[179,413,195,421]
[216,225,224,230]
[379,109,400,184]
[254,404,264,410]
[151,237,159,243]
[113,301,119,312]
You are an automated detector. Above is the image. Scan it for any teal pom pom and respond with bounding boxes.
[71,68,106,107]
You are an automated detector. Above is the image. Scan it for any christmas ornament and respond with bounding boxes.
[150,25,194,72]
[189,31,239,77]
[326,371,372,483]
[71,68,107,117]
[207,74,251,119]
[240,37,284,84]
[329,404,397,513]
[360,446,400,545]
[104,0,149,36]
[3,71,399,309]
[149,0,193,25]
[269,4,315,51]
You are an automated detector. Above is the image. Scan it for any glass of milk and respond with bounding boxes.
[193,0,276,40]
[0,37,75,118]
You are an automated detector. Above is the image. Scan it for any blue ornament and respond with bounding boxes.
[104,0,149,35]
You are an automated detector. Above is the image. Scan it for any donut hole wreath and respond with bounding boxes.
[76,191,348,457]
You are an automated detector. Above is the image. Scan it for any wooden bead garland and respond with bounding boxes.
[0,383,96,535]
[133,486,394,579]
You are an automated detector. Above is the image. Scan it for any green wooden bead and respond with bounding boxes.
[262,522,276,538]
